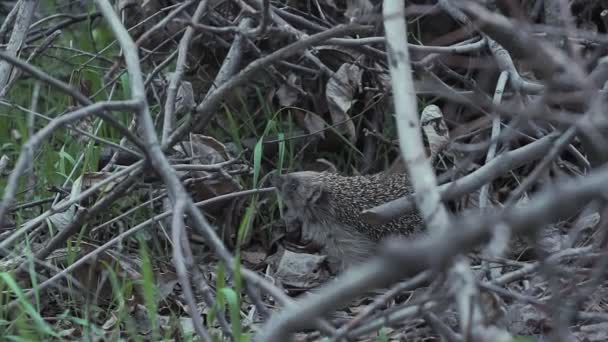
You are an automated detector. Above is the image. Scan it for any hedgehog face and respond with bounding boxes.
[272,171,327,215]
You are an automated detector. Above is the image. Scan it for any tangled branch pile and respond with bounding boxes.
[2,0,608,341]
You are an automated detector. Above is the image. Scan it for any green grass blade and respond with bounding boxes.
[218,287,241,341]
[0,273,58,337]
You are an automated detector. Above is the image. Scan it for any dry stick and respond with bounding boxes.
[254,3,454,340]
[100,26,186,98]
[0,51,144,150]
[183,16,274,320]
[103,44,182,172]
[0,0,38,93]
[423,312,462,342]
[95,3,337,335]
[505,127,578,207]
[459,1,588,90]
[181,226,234,338]
[24,81,40,204]
[0,99,141,158]
[0,0,21,40]
[134,0,195,47]
[333,270,433,340]
[163,23,371,151]
[362,133,558,224]
[104,1,193,79]
[479,71,508,209]
[92,6,217,340]
[90,191,167,235]
[143,49,178,87]
[9,188,272,310]
[559,204,608,328]
[478,70,509,281]
[328,35,486,54]
[491,246,591,287]
[172,157,242,171]
[264,1,387,61]
[247,0,270,36]
[202,18,254,102]
[9,196,54,212]
[383,3,484,339]
[436,1,543,94]
[26,12,101,45]
[348,300,440,339]
[0,29,61,98]
[504,76,606,204]
[0,104,136,248]
[0,100,141,236]
[498,115,601,339]
[176,19,241,34]
[32,166,142,262]
[384,0,449,236]
[273,7,328,32]
[255,159,608,342]
[162,0,209,143]
[259,4,334,75]
[480,282,608,328]
[172,198,213,342]
[487,38,543,94]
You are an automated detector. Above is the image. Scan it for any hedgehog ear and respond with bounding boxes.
[307,183,324,204]
[270,173,284,189]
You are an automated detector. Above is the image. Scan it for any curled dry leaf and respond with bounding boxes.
[267,248,331,289]
[81,171,129,194]
[241,248,268,266]
[276,73,304,107]
[102,313,119,330]
[165,73,195,115]
[175,80,195,115]
[420,104,450,162]
[293,109,327,140]
[156,271,180,302]
[47,176,82,232]
[326,63,362,143]
[176,133,241,201]
[345,0,374,20]
[176,134,246,246]
[0,154,9,176]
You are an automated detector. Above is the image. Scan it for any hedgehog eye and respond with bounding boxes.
[288,180,298,192]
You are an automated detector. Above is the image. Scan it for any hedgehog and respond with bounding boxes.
[272,171,425,271]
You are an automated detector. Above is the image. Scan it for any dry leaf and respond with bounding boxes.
[175,80,195,115]
[81,171,128,194]
[345,0,374,20]
[0,154,9,176]
[294,109,327,139]
[421,104,449,162]
[268,248,330,289]
[102,313,119,330]
[326,63,362,143]
[276,73,304,107]
[165,73,195,115]
[156,271,180,302]
[47,176,82,232]
[241,249,268,266]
